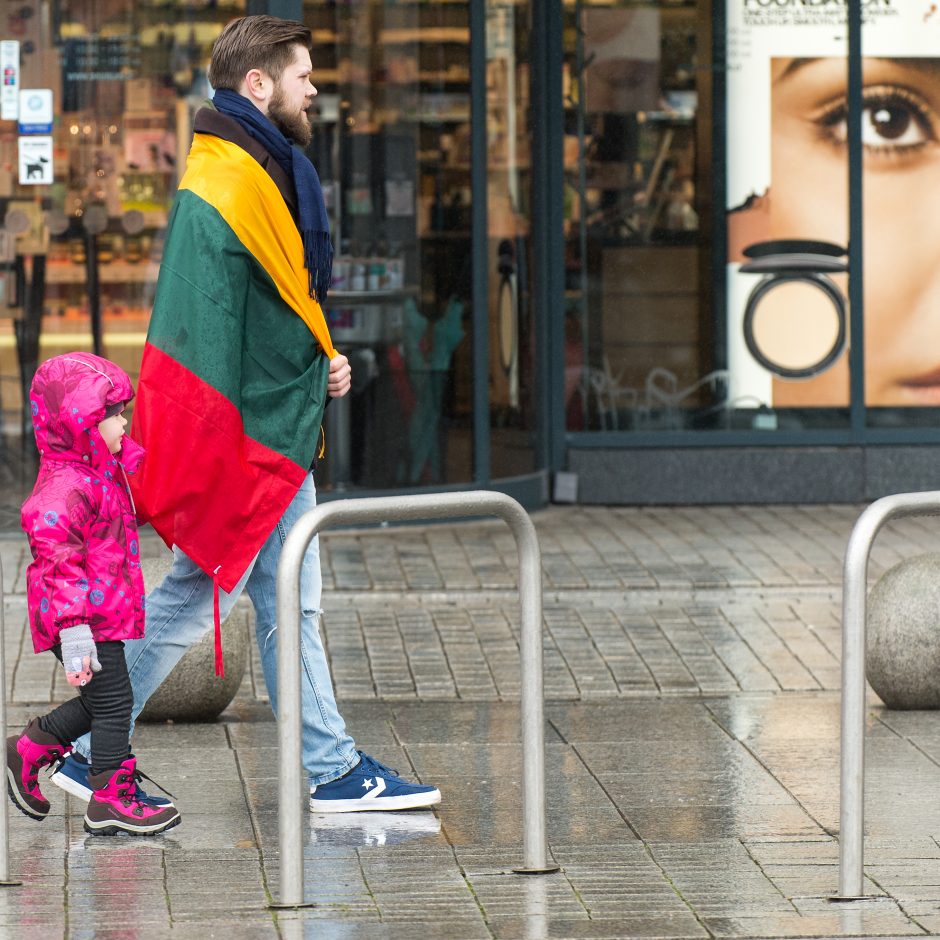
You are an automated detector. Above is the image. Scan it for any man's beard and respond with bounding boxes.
[269,85,312,146]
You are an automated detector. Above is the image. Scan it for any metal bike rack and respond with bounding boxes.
[836,491,940,900]
[270,491,557,909]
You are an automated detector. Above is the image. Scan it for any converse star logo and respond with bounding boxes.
[362,777,387,800]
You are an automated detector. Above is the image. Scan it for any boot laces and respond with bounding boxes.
[47,749,71,776]
[131,765,175,800]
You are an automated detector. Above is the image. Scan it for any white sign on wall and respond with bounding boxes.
[0,41,19,121]
[18,136,53,185]
[17,89,52,133]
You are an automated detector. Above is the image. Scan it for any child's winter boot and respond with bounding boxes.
[83,758,180,836]
[6,717,71,820]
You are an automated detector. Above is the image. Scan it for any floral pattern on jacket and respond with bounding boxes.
[22,352,146,653]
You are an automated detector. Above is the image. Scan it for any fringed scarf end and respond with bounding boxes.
[304,230,333,302]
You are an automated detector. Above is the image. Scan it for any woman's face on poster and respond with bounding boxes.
[770,56,940,405]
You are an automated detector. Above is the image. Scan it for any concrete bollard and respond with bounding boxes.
[136,552,248,723]
[867,553,940,710]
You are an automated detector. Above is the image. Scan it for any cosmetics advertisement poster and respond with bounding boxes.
[727,0,940,409]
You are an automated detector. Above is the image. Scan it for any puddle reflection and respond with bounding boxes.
[309,811,440,848]
[524,875,548,940]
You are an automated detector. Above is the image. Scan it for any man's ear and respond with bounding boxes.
[242,68,270,108]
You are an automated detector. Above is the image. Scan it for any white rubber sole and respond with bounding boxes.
[49,769,92,802]
[309,788,441,814]
[83,812,181,837]
[6,768,47,821]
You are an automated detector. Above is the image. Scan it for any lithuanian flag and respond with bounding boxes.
[131,133,336,622]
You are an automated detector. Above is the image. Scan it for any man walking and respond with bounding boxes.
[52,15,440,814]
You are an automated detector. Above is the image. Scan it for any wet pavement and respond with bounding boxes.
[3,504,940,937]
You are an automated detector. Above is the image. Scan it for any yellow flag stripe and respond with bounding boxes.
[180,134,336,359]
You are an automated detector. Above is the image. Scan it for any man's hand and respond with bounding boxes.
[327,353,352,398]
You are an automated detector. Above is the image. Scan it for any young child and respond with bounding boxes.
[6,352,180,836]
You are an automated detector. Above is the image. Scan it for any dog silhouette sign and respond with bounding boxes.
[17,136,52,185]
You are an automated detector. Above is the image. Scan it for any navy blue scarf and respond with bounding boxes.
[213,87,332,302]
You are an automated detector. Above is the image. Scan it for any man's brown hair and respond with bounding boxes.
[208,15,312,91]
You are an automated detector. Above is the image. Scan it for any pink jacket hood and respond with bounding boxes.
[30,352,143,473]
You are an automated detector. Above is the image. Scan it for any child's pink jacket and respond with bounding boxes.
[22,353,146,653]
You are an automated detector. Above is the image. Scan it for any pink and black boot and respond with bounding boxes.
[6,718,71,820]
[83,758,181,836]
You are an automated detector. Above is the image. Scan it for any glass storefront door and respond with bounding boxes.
[306,0,474,490]
[562,0,714,433]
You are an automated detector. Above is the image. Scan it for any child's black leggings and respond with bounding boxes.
[38,640,131,776]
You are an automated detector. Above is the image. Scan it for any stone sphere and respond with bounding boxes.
[868,553,940,709]
[136,552,249,722]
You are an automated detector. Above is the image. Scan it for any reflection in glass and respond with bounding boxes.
[306,0,473,489]
[487,2,535,478]
[564,0,714,433]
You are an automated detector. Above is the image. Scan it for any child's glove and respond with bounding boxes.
[59,624,102,687]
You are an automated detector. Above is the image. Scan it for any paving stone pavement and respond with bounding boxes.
[3,503,940,938]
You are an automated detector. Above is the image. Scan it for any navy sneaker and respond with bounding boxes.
[49,752,175,808]
[309,752,441,813]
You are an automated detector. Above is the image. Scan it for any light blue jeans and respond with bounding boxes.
[74,473,359,786]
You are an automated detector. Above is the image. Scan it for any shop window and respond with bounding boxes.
[305,0,474,488]
[724,4,940,433]
[564,0,721,433]
[564,0,854,434]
